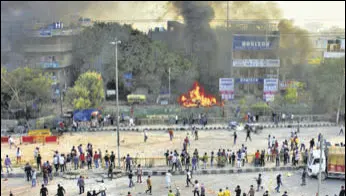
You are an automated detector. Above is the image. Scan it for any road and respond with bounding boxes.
[2,170,344,196]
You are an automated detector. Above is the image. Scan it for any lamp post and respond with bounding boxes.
[110,38,121,168]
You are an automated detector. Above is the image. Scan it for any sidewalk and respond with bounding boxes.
[72,121,336,132]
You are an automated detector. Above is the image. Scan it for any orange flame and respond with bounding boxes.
[178,81,222,108]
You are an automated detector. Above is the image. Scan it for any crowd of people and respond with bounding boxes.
[1,122,345,196]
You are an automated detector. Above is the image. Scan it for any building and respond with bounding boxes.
[309,35,345,65]
[229,21,280,101]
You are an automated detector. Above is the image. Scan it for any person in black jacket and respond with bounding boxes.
[24,163,32,181]
[110,152,115,168]
[340,186,345,196]
[128,170,134,188]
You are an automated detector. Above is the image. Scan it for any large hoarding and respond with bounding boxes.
[219,78,234,100]
[232,59,280,67]
[263,78,278,102]
[233,35,278,50]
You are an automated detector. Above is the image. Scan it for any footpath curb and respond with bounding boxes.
[141,165,304,176]
[73,123,336,132]
[1,166,304,179]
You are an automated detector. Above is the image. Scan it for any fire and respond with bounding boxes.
[178,81,221,107]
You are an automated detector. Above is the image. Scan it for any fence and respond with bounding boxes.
[5,151,306,169]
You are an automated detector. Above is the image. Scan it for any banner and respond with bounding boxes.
[233,35,277,50]
[263,78,278,102]
[235,78,263,84]
[28,129,51,136]
[232,59,280,67]
[219,78,234,100]
[324,52,345,58]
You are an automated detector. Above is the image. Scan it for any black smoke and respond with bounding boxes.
[171,1,219,91]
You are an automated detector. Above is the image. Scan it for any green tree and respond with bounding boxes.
[309,57,345,113]
[1,66,52,119]
[66,71,105,109]
[72,22,198,101]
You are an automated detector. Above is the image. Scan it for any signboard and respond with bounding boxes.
[341,39,345,50]
[232,59,280,67]
[235,78,263,84]
[124,72,133,80]
[219,78,234,100]
[324,52,345,58]
[39,29,52,37]
[106,90,116,96]
[233,35,276,50]
[28,129,51,136]
[263,78,278,102]
[41,62,59,68]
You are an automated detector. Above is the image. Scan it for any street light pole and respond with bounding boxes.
[168,67,171,104]
[110,38,121,168]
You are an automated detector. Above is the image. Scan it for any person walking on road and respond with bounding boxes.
[245,128,252,142]
[339,125,344,135]
[339,185,345,196]
[5,155,13,173]
[24,163,32,182]
[217,189,223,196]
[137,164,143,183]
[263,190,269,196]
[224,187,231,196]
[57,184,66,196]
[31,169,37,187]
[275,174,283,193]
[234,131,238,145]
[235,185,242,196]
[186,169,193,187]
[128,170,134,188]
[145,176,152,195]
[193,180,200,196]
[40,185,48,196]
[77,176,85,194]
[165,170,172,189]
[256,173,262,191]
[248,185,255,196]
[144,129,149,142]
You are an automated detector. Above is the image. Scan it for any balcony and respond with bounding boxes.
[23,43,73,53]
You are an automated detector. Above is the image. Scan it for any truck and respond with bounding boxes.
[307,145,345,180]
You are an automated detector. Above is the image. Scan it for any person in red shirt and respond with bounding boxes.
[80,153,85,169]
[93,151,100,168]
[127,192,132,196]
[255,150,260,167]
[169,130,174,141]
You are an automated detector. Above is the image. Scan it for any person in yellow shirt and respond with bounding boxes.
[217,189,224,196]
[168,189,175,196]
[224,187,231,196]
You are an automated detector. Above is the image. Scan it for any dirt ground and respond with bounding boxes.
[1,127,344,166]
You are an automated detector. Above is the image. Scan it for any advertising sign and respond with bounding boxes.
[219,78,234,100]
[232,59,280,67]
[233,35,276,50]
[324,52,345,58]
[263,78,278,102]
[235,78,263,84]
[41,62,59,68]
[39,29,52,37]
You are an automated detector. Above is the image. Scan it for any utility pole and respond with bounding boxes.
[227,1,229,30]
[336,68,345,124]
[168,67,171,104]
[59,85,63,117]
[110,38,121,168]
[317,134,323,196]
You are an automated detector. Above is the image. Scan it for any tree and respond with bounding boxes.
[72,22,198,101]
[1,66,52,119]
[309,57,345,113]
[66,71,105,109]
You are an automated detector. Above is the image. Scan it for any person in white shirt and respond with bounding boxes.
[267,147,272,162]
[241,151,246,167]
[144,129,148,142]
[34,147,39,160]
[8,136,14,149]
[16,147,21,164]
[31,169,37,187]
[193,180,200,195]
[165,170,172,188]
[171,155,177,171]
[129,118,135,127]
[59,155,65,172]
[53,155,59,173]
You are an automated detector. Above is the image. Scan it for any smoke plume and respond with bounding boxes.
[171,1,219,89]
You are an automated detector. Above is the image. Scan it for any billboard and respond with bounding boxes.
[235,78,263,84]
[232,59,280,67]
[324,52,345,58]
[263,78,278,102]
[233,35,277,50]
[219,78,234,100]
